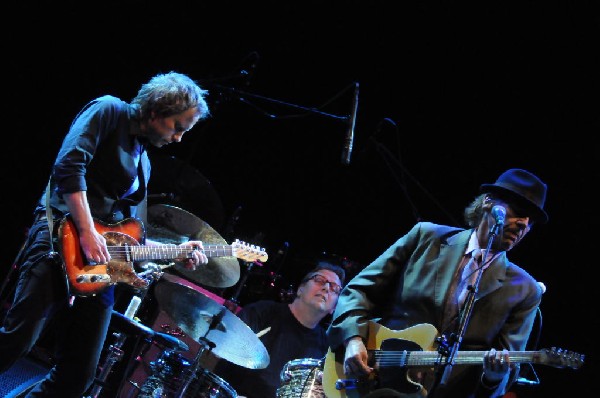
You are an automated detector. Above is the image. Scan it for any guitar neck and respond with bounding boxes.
[373,349,582,369]
[382,350,539,367]
[108,244,233,262]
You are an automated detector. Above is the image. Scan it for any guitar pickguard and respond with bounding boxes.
[57,216,146,297]
[104,232,149,290]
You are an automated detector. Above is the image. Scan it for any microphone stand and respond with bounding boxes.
[208,83,356,163]
[210,83,352,122]
[428,222,502,397]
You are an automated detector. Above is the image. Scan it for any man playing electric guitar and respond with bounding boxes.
[0,72,212,398]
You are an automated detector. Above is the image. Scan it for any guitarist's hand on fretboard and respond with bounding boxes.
[482,348,513,387]
[146,239,208,271]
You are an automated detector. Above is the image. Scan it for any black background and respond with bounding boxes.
[2,1,597,396]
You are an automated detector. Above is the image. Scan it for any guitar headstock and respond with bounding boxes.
[232,239,269,263]
[538,347,585,370]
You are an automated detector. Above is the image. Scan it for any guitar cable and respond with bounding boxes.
[515,307,542,386]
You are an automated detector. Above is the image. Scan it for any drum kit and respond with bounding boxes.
[88,204,268,398]
[95,204,326,398]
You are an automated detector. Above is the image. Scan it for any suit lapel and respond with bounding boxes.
[475,252,507,299]
[433,229,471,323]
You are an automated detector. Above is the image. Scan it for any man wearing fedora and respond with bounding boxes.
[326,168,548,398]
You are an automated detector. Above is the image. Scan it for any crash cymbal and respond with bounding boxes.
[146,204,240,288]
[154,278,269,369]
[147,153,225,231]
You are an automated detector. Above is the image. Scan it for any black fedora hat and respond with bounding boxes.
[480,169,549,223]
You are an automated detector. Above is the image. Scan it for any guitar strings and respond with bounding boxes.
[103,244,264,261]
[371,350,582,367]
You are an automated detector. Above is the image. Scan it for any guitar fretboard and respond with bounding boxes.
[108,244,233,261]
[372,348,583,369]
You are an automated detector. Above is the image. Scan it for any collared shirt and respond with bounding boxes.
[38,95,150,221]
[457,231,500,307]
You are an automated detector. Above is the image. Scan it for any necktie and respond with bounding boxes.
[457,249,483,308]
[442,249,482,329]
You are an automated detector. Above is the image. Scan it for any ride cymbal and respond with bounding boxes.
[154,277,270,369]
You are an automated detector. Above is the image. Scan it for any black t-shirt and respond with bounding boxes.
[213,300,329,398]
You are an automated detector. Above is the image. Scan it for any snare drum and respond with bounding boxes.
[276,358,325,398]
[185,368,237,398]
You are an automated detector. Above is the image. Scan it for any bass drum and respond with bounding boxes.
[276,358,325,398]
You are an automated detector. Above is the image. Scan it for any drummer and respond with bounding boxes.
[213,261,345,398]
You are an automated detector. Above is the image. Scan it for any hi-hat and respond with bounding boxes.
[154,277,270,369]
[146,204,240,288]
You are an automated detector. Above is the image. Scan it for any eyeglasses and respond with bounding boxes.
[307,274,342,295]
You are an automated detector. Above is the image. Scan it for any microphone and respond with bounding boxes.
[342,82,359,165]
[491,205,506,225]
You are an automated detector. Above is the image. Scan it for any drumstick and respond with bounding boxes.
[256,327,271,338]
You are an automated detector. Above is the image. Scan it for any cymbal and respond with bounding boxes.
[154,278,269,369]
[146,204,240,288]
[147,153,225,231]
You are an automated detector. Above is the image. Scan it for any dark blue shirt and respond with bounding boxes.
[214,300,329,398]
[38,95,150,222]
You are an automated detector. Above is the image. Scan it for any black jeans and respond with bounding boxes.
[0,219,114,397]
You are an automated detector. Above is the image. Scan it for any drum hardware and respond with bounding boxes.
[223,258,264,313]
[137,349,192,398]
[85,296,144,398]
[176,312,224,398]
[85,293,189,398]
[138,349,237,398]
[276,358,325,398]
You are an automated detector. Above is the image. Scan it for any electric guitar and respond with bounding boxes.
[56,216,268,297]
[322,321,585,398]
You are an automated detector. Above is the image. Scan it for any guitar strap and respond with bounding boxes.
[45,179,73,302]
[45,179,55,253]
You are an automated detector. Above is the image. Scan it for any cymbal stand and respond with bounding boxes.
[86,266,163,398]
[85,295,142,398]
[175,306,226,398]
[224,260,262,312]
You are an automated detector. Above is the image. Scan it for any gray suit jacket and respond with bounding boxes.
[327,221,543,397]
